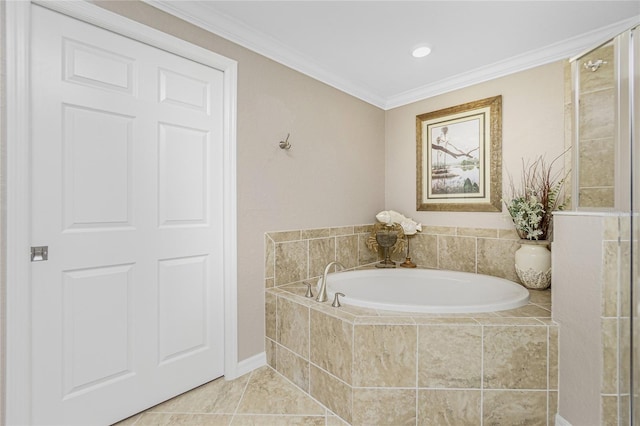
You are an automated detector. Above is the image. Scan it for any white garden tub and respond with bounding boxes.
[319,268,529,313]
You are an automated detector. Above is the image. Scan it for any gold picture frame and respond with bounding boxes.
[416,95,502,212]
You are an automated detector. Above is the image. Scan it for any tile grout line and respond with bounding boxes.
[267,364,344,423]
[128,413,142,425]
[475,236,478,274]
[228,354,255,424]
[142,410,237,415]
[270,235,276,288]
[275,293,279,374]
[614,222,621,416]
[549,324,553,426]
[351,321,355,425]
[306,239,310,285]
[232,413,327,417]
[480,324,485,426]
[307,300,312,420]
[415,324,420,426]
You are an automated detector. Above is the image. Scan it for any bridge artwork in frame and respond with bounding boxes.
[416,95,502,212]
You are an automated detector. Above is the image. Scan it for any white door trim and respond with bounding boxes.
[4,2,238,424]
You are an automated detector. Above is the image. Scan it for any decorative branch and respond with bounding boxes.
[503,149,570,240]
[431,143,479,159]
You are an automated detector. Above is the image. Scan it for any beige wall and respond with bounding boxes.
[385,61,567,230]
[552,213,604,424]
[62,1,387,361]
[1,0,569,374]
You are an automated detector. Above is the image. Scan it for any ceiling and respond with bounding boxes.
[146,1,639,109]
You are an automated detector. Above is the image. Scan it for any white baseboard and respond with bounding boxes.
[555,413,572,426]
[226,351,266,380]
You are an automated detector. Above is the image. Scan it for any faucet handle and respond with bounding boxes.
[332,292,345,308]
[304,282,314,298]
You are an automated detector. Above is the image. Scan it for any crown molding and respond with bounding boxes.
[385,14,639,109]
[144,0,387,108]
[145,1,638,110]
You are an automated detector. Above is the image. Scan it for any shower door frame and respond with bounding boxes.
[570,22,639,425]
[631,24,639,426]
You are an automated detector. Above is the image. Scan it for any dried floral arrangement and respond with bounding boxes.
[503,153,569,241]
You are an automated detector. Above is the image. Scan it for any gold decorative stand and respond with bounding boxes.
[400,234,417,268]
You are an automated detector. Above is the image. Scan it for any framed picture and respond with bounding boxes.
[416,95,502,212]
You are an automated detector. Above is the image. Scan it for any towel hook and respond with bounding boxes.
[279,133,291,150]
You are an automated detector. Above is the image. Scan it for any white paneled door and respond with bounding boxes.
[30,5,225,424]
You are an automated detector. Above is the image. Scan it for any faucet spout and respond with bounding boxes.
[316,261,345,303]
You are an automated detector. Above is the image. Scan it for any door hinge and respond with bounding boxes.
[31,246,48,262]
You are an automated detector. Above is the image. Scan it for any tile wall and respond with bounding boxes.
[601,215,631,425]
[564,43,616,209]
[264,226,375,289]
[265,284,557,425]
[265,224,525,289]
[265,224,558,425]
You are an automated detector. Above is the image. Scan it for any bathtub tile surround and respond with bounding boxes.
[309,238,337,278]
[310,309,353,383]
[477,237,522,282]
[351,388,417,425]
[549,326,559,390]
[265,225,557,424]
[266,226,373,289]
[277,344,310,392]
[309,364,353,422]
[266,284,556,425]
[266,224,525,289]
[438,235,477,272]
[407,233,438,268]
[275,240,308,286]
[276,295,309,358]
[418,325,482,388]
[483,326,548,389]
[352,324,417,387]
[419,389,482,426]
[483,390,548,425]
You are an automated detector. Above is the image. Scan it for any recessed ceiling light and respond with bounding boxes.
[412,46,431,58]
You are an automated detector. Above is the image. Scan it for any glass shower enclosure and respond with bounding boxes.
[570,24,638,425]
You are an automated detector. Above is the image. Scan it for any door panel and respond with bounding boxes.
[158,123,210,226]
[62,264,135,397]
[158,255,209,364]
[159,68,211,112]
[63,38,136,94]
[63,105,134,229]
[31,5,225,424]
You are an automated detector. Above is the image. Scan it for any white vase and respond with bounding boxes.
[515,239,551,289]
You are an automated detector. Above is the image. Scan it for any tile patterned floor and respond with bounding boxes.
[114,366,346,425]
